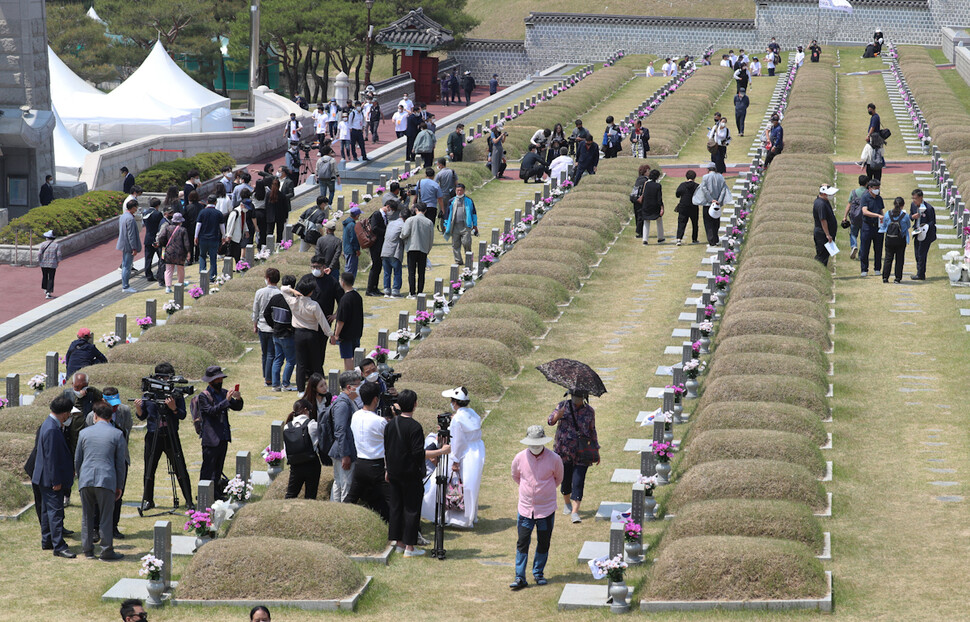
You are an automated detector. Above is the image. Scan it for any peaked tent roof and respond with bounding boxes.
[86,6,106,24]
[52,105,90,180]
[48,46,103,99]
[376,8,454,51]
[109,41,230,121]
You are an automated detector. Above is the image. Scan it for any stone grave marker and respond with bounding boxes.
[543,184,550,199]
[366,182,374,195]
[200,272,210,295]
[283,223,293,243]
[265,234,275,250]
[417,293,427,312]
[173,284,184,309]
[398,310,409,331]
[115,314,127,338]
[662,388,674,414]
[352,189,359,204]
[222,257,233,275]
[514,209,521,225]
[6,374,19,406]
[682,343,693,364]
[631,483,645,531]
[450,265,459,285]
[465,251,473,270]
[235,451,251,482]
[524,200,533,217]
[491,228,500,245]
[392,167,400,179]
[337,196,346,212]
[328,370,340,394]
[46,353,58,386]
[244,244,254,265]
[354,347,365,367]
[146,300,157,325]
[378,329,389,350]
[640,450,657,477]
[270,421,283,452]
[154,521,172,588]
[434,278,443,296]
[504,218,512,235]
[197,480,214,512]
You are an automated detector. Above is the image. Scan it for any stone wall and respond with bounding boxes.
[955,45,970,88]
[942,27,970,61]
[448,39,532,84]
[758,0,937,48]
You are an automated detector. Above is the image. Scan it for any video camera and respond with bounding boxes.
[298,141,317,156]
[375,367,403,419]
[141,374,195,406]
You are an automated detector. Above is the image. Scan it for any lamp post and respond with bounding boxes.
[363,0,375,87]
[248,0,260,113]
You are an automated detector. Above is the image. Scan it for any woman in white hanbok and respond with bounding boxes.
[421,387,485,528]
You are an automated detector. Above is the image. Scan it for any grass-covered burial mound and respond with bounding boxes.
[688,401,828,446]
[178,536,364,601]
[668,459,827,512]
[678,429,826,478]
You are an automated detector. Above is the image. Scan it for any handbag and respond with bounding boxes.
[445,471,465,511]
[706,138,717,153]
[567,402,599,465]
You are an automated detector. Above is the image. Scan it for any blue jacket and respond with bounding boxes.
[769,124,784,150]
[32,415,74,490]
[576,141,599,172]
[442,195,477,237]
[75,420,127,491]
[879,209,911,244]
[342,216,360,255]
[329,393,357,461]
[198,385,244,447]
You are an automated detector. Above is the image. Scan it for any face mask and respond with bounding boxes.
[872,189,881,196]
[450,403,457,412]
[212,381,224,392]
[366,372,379,383]
[529,446,543,455]
[265,279,271,287]
[311,269,322,278]
[74,389,84,397]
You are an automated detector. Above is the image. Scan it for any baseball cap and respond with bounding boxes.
[819,185,838,196]
[350,207,362,216]
[77,328,92,338]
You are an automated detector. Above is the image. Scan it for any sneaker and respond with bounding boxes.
[509,577,529,591]
[165,287,172,293]
[563,505,572,516]
[272,386,282,392]
[658,238,666,243]
[391,293,404,298]
[534,576,548,586]
[571,512,582,523]
[860,272,868,277]
[395,545,405,553]
[676,239,682,246]
[406,295,415,300]
[122,288,137,293]
[283,386,298,392]
[383,293,391,299]
[403,548,426,557]
[365,291,381,297]
[642,240,649,245]
[850,246,859,260]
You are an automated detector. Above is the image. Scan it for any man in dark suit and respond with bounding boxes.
[365,202,392,297]
[31,394,77,558]
[142,198,164,282]
[197,366,244,485]
[121,167,135,194]
[40,175,54,205]
[404,109,422,163]
[305,255,343,367]
[75,403,127,560]
[571,135,599,186]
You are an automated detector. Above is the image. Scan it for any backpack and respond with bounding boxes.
[293,207,322,243]
[283,418,319,465]
[848,190,864,226]
[885,212,904,240]
[871,149,885,170]
[355,217,377,249]
[316,401,335,466]
[316,157,336,181]
[879,128,892,141]
[630,178,646,204]
[189,394,204,436]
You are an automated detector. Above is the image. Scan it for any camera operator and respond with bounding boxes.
[530,128,551,162]
[197,366,244,485]
[358,358,399,399]
[134,362,194,511]
[345,381,389,520]
[285,143,301,186]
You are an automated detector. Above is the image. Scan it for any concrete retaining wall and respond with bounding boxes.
[955,45,970,90]
[942,27,970,61]
[0,213,126,264]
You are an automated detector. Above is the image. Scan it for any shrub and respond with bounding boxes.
[688,401,828,446]
[716,311,831,350]
[643,536,828,600]
[730,280,826,306]
[0,191,127,243]
[662,499,825,552]
[431,319,533,355]
[135,152,235,193]
[722,297,828,326]
[668,459,827,512]
[474,274,569,303]
[707,352,827,388]
[531,224,607,250]
[169,307,258,341]
[0,470,31,512]
[0,432,33,478]
[230,499,387,555]
[698,375,829,419]
[107,342,216,380]
[140,324,244,360]
[459,285,559,318]
[178,537,364,600]
[679,429,826,477]
[397,358,504,397]
[515,236,597,263]
[486,259,582,290]
[447,303,545,336]
[261,469,333,501]
[409,337,519,375]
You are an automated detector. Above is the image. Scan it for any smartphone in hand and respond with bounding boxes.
[234,384,240,393]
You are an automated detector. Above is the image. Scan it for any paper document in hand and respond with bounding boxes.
[824,240,839,256]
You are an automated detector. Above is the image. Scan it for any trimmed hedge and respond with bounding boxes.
[140,324,244,360]
[678,429,826,478]
[135,152,236,193]
[409,337,519,375]
[662,499,825,552]
[716,311,831,350]
[688,401,828,446]
[431,318,533,355]
[230,500,387,555]
[707,352,828,388]
[698,375,830,420]
[178,537,364,600]
[668,459,827,512]
[447,303,546,336]
[643,536,828,601]
[459,285,560,318]
[397,358,504,398]
[0,191,127,243]
[168,307,258,341]
[107,342,215,381]
[486,258,583,290]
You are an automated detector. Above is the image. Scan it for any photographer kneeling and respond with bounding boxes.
[134,362,195,512]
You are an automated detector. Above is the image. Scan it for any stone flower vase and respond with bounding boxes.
[644,494,657,520]
[672,400,684,423]
[146,579,165,607]
[685,378,699,398]
[433,307,445,322]
[609,581,630,613]
[419,325,432,340]
[656,461,671,485]
[397,342,409,359]
[699,336,711,354]
[463,279,475,290]
[194,533,214,552]
[624,540,643,564]
[267,464,283,481]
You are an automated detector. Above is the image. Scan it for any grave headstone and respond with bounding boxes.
[524,200,533,217]
[542,184,550,200]
[392,167,400,180]
[245,244,255,265]
[682,343,693,364]
[478,241,487,277]
[514,209,521,225]
[199,272,209,295]
[146,300,157,325]
[465,251,473,270]
[197,480,215,513]
[398,310,409,331]
[491,229,500,245]
[327,370,340,394]
[46,352,59,386]
[690,324,701,343]
[417,293,427,312]
[265,234,275,251]
[701,289,711,306]
[283,223,293,243]
[434,278,443,296]
[662,388,674,414]
[652,419,665,446]
[640,450,657,477]
[115,314,127,338]
[450,265,459,285]
[695,305,706,323]
[354,347,365,367]
[379,174,388,189]
[366,182,374,196]
[352,189,359,204]
[337,196,345,212]
[223,257,234,275]
[377,329,388,350]
[235,451,251,482]
[173,283,184,309]
[6,374,19,406]
[504,218,512,235]
[671,364,684,388]
[154,521,172,588]
[551,177,558,192]
[631,483,645,529]
[270,420,283,454]
[608,522,624,590]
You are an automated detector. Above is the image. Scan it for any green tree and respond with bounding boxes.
[46,3,119,86]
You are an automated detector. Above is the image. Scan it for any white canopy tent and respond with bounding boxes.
[52,106,90,181]
[86,6,106,24]
[109,41,233,133]
[48,46,194,143]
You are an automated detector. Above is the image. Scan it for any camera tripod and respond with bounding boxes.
[138,403,194,517]
[299,152,313,185]
[431,426,452,560]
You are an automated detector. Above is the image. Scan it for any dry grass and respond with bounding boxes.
[499,248,589,274]
[430,318,533,355]
[193,290,263,311]
[107,342,216,381]
[707,352,828,388]
[549,207,624,231]
[530,224,607,250]
[662,499,825,553]
[229,499,388,555]
[739,255,833,279]
[168,307,257,341]
[742,243,817,260]
[478,274,570,303]
[712,334,826,370]
[678,429,826,478]
[643,536,828,600]
[485,259,583,290]
[458,285,560,318]
[698,375,830,419]
[536,214,615,240]
[178,536,364,600]
[0,406,49,435]
[514,235,597,263]
[140,324,244,360]
[260,469,333,501]
[410,337,519,375]
[447,302,546,336]
[668,459,828,512]
[396,358,504,398]
[688,400,829,446]
[733,267,832,296]
[0,432,33,479]
[715,311,831,350]
[730,280,826,306]
[722,297,829,326]
[0,470,31,512]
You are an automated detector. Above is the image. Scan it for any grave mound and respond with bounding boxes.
[678,429,826,478]
[459,285,560,318]
[230,500,387,555]
[742,243,815,260]
[0,432,33,478]
[0,470,31,512]
[715,312,830,350]
[721,297,828,326]
[688,401,828,446]
[448,303,546,336]
[482,274,570,303]
[107,342,214,380]
[396,358,503,398]
[515,236,597,263]
[260,469,333,502]
[431,319,533,355]
[530,224,607,250]
[168,307,257,341]
[707,352,827,388]
[668,459,827,512]
[140,325,244,360]
[410,337,519,375]
[698,376,829,419]
[485,258,582,290]
[712,335,825,368]
[730,280,825,306]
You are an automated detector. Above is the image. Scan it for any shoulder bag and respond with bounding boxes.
[445,471,465,511]
[567,402,599,465]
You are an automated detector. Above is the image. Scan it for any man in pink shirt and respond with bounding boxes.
[510,425,564,590]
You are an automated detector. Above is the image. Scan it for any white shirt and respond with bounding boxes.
[312,110,327,133]
[399,98,414,113]
[766,52,775,68]
[284,414,321,451]
[750,61,761,76]
[286,119,302,142]
[337,120,351,141]
[550,155,573,182]
[349,109,365,130]
[392,111,408,132]
[795,52,805,66]
[327,104,339,122]
[215,196,233,216]
[661,62,672,76]
[350,408,387,459]
[720,59,731,67]
[671,65,678,77]
[646,65,655,77]
[729,54,738,65]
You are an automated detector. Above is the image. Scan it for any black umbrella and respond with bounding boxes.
[536,358,607,397]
